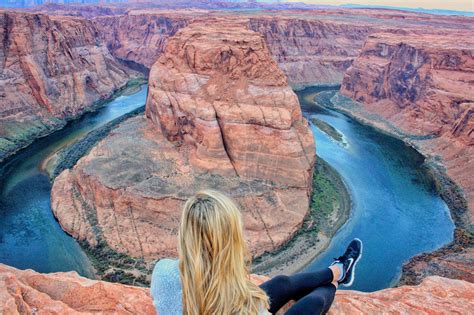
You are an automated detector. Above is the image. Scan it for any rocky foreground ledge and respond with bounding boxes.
[1,263,472,314]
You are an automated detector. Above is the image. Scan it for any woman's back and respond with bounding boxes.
[151,258,182,315]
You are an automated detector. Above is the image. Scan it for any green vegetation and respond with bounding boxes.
[309,157,350,235]
[0,118,66,163]
[71,183,152,287]
[49,106,145,179]
[252,156,351,272]
[311,117,344,143]
[79,240,151,287]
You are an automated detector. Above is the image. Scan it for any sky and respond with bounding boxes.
[287,0,474,12]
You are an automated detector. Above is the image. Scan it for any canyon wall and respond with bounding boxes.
[1,263,472,314]
[248,17,374,88]
[338,31,474,285]
[0,11,139,161]
[340,31,474,225]
[94,12,190,68]
[92,10,378,87]
[51,20,315,282]
[90,10,473,90]
[3,8,471,164]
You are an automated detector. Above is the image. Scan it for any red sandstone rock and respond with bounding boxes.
[51,20,315,281]
[248,17,374,88]
[145,19,315,186]
[94,12,191,68]
[1,263,472,314]
[90,9,473,89]
[0,263,154,314]
[340,32,474,224]
[330,276,474,315]
[0,10,138,160]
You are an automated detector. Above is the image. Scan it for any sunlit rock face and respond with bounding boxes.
[248,17,373,88]
[94,12,190,69]
[340,31,474,225]
[0,263,154,314]
[145,19,315,186]
[0,10,137,160]
[51,20,315,278]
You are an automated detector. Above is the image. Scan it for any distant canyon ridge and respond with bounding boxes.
[0,4,473,287]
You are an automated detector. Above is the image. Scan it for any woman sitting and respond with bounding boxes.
[151,190,362,314]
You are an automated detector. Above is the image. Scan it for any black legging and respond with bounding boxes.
[260,268,336,315]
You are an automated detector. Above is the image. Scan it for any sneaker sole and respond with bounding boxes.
[342,238,363,287]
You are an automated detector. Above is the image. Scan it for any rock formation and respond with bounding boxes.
[93,10,376,87]
[0,263,154,314]
[51,20,315,281]
[94,11,191,68]
[340,31,474,225]
[89,9,473,90]
[337,31,474,285]
[1,263,472,314]
[248,17,374,88]
[0,10,139,161]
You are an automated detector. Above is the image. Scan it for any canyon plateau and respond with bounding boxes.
[0,3,472,313]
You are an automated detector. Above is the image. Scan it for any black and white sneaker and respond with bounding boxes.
[331,238,363,287]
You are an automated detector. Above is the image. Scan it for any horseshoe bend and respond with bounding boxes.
[51,19,317,275]
[0,2,473,314]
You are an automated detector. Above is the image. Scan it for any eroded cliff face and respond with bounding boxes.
[340,32,474,224]
[51,20,315,282]
[145,19,315,185]
[0,11,138,161]
[92,11,376,87]
[89,9,473,90]
[2,263,472,314]
[94,12,190,68]
[337,31,474,285]
[248,18,374,88]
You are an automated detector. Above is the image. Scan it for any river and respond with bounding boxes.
[0,84,454,292]
[299,86,454,292]
[0,85,148,277]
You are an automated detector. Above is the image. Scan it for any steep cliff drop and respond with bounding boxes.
[89,9,473,90]
[0,11,139,162]
[1,263,472,314]
[51,19,315,283]
[337,31,474,284]
[340,32,474,214]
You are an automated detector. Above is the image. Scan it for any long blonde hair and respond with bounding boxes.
[178,190,269,314]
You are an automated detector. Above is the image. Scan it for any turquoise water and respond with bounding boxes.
[0,85,148,277]
[300,86,454,292]
[0,84,454,292]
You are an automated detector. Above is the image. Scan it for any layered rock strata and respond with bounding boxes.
[340,32,474,225]
[90,9,473,89]
[248,17,374,88]
[1,263,473,314]
[51,20,315,280]
[337,31,474,284]
[94,12,191,68]
[0,11,138,161]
